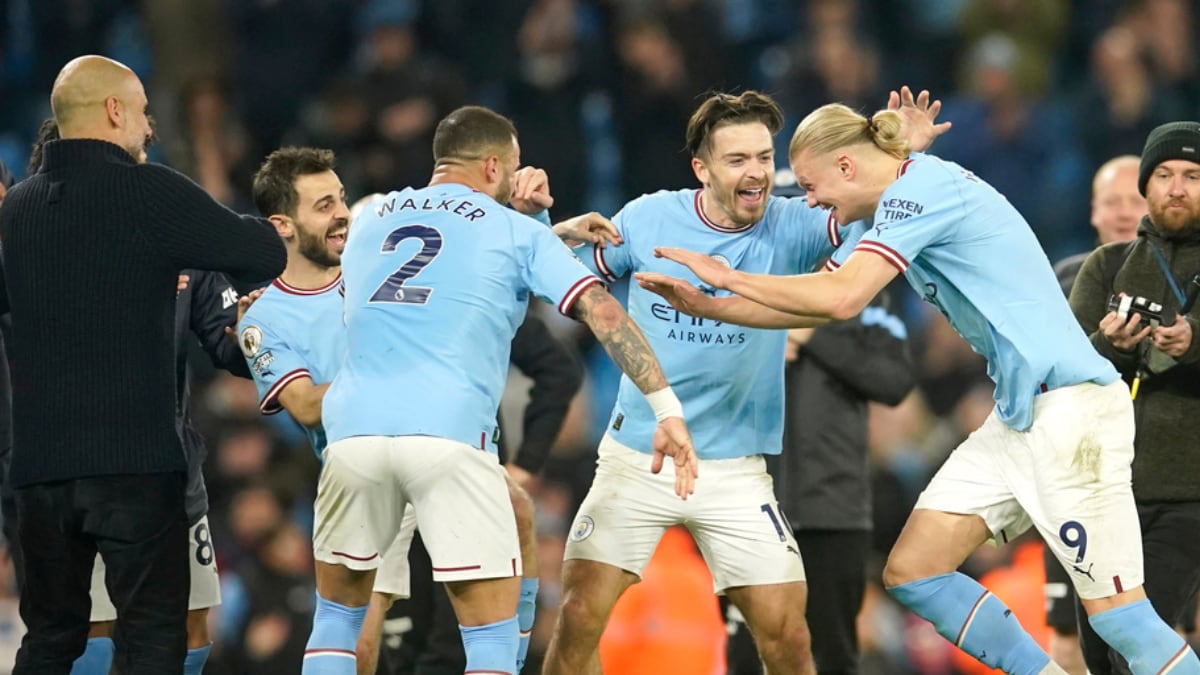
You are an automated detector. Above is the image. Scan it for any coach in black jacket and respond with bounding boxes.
[0,55,285,674]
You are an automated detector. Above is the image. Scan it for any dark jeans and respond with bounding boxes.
[725,529,869,675]
[1077,501,1200,675]
[13,472,189,675]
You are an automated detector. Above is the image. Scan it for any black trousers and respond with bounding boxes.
[13,472,189,675]
[725,529,869,675]
[378,532,469,675]
[1077,501,1200,675]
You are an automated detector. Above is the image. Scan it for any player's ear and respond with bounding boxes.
[483,154,501,184]
[691,156,708,185]
[836,153,855,181]
[267,214,293,238]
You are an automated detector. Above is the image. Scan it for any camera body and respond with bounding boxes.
[1108,294,1167,330]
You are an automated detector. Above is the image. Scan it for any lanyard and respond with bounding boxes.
[1147,240,1188,307]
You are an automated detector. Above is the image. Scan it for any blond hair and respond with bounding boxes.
[788,103,909,161]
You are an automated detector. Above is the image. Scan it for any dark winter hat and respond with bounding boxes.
[1138,121,1200,196]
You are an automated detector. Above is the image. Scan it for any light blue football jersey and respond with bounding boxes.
[237,275,346,454]
[323,183,600,448]
[845,152,1117,431]
[580,188,846,460]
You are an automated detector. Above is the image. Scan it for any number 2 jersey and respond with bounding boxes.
[581,189,857,460]
[323,183,600,448]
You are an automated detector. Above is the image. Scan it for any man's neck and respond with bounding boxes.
[699,190,750,230]
[429,166,492,198]
[280,254,339,290]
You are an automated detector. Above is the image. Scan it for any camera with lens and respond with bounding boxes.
[1107,294,1168,330]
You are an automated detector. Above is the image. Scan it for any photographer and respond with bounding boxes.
[1069,121,1200,675]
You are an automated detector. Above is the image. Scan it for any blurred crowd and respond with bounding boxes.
[0,0,1198,673]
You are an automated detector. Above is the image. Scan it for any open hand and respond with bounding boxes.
[888,85,952,152]
[653,247,734,289]
[634,272,710,316]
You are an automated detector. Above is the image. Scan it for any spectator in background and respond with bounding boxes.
[1074,27,1188,182]
[1053,155,1145,295]
[1068,121,1200,675]
[612,17,709,198]
[936,32,1087,259]
[1043,154,1145,675]
[353,0,467,194]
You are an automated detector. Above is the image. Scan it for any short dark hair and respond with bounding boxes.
[685,91,785,159]
[28,118,61,174]
[432,106,517,164]
[252,147,337,217]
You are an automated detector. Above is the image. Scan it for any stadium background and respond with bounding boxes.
[0,0,1197,672]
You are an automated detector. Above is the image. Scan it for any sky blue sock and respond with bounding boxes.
[70,636,114,675]
[888,572,1051,675]
[302,594,367,675]
[517,577,539,672]
[1089,599,1200,675]
[185,643,212,675]
[460,615,519,675]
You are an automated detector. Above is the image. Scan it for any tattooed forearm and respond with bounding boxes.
[572,285,669,393]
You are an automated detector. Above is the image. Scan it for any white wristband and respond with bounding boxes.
[645,387,684,422]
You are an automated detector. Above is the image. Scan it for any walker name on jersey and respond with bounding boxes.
[651,302,747,345]
[879,197,924,222]
[376,195,488,221]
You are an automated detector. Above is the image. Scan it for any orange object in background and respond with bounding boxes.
[952,540,1054,675]
[598,526,726,674]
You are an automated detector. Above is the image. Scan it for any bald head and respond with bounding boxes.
[50,55,152,162]
[1091,155,1145,244]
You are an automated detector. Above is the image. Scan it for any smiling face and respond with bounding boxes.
[1145,159,1200,236]
[692,122,774,227]
[291,170,350,267]
[1091,162,1145,244]
[790,148,873,225]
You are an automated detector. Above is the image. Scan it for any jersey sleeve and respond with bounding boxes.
[854,160,958,273]
[823,221,871,271]
[779,198,840,273]
[581,203,635,282]
[521,221,603,317]
[238,312,313,415]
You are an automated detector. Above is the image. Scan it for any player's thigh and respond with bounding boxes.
[1026,382,1141,600]
[396,437,519,583]
[1043,541,1080,636]
[686,455,805,591]
[908,412,1030,557]
[313,436,404,571]
[186,516,220,611]
[373,505,418,600]
[564,435,680,577]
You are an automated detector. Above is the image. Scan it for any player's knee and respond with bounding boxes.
[882,547,929,588]
[556,589,609,641]
[755,619,812,666]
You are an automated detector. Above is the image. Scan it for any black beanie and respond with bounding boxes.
[1138,121,1200,196]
